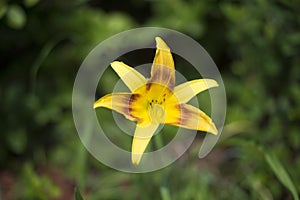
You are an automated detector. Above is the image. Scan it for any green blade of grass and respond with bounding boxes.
[264,151,299,200]
[74,187,84,200]
[30,38,62,94]
[160,185,171,200]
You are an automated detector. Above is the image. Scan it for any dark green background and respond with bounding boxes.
[0,0,299,199]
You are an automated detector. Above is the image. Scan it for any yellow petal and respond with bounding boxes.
[111,61,147,92]
[149,37,175,90]
[94,93,141,121]
[166,104,218,135]
[174,79,219,103]
[155,37,170,51]
[131,123,159,165]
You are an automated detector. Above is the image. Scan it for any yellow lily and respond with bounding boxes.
[94,37,218,165]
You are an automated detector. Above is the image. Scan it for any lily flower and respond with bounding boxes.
[94,37,218,165]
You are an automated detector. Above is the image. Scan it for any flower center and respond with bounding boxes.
[149,104,166,123]
[132,83,179,125]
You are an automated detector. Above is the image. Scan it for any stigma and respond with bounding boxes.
[149,103,166,123]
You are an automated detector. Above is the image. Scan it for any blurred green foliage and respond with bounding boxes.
[20,163,61,199]
[0,0,299,199]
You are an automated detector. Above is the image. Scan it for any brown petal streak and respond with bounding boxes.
[149,65,175,90]
[167,104,217,135]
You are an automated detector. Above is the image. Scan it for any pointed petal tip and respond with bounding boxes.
[209,123,218,135]
[203,79,219,88]
[93,99,102,109]
[111,61,130,71]
[132,154,142,165]
[110,61,147,92]
[210,79,219,88]
[110,61,122,68]
[155,37,170,51]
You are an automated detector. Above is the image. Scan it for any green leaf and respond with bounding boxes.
[0,3,7,19]
[7,128,27,154]
[23,0,40,7]
[264,151,299,200]
[6,4,26,29]
[74,188,84,200]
